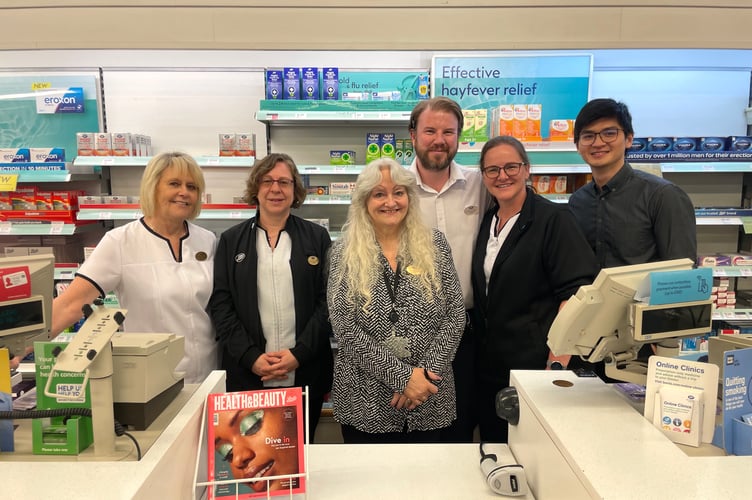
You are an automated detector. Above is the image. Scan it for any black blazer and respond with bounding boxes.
[471,188,598,385]
[209,215,334,397]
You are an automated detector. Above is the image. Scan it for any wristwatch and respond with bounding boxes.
[546,360,564,370]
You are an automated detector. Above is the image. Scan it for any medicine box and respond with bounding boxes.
[94,133,112,156]
[330,150,356,165]
[219,133,236,157]
[301,67,319,100]
[322,67,339,100]
[366,133,381,162]
[0,148,30,163]
[283,67,300,100]
[29,148,65,162]
[76,133,94,156]
[265,70,283,100]
[380,133,396,160]
[236,133,256,157]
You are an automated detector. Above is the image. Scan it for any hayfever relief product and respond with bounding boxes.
[283,67,300,100]
[322,67,339,100]
[301,67,319,100]
[266,70,283,100]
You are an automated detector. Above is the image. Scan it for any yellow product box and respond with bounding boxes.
[94,133,112,156]
[526,104,542,141]
[549,119,575,141]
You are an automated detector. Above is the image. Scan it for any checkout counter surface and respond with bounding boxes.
[509,370,752,499]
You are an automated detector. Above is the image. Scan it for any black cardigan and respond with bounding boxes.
[209,214,334,397]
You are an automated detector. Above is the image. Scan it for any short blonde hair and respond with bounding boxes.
[139,152,205,219]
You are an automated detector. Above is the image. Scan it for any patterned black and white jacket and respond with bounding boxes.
[327,229,465,433]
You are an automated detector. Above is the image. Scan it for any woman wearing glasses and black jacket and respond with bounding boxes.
[470,135,598,443]
[209,153,334,443]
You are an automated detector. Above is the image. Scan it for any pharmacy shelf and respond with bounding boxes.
[256,109,411,126]
[0,162,101,182]
[72,156,254,168]
[299,165,363,175]
[0,221,98,236]
[706,266,752,278]
[713,309,752,322]
[77,203,255,221]
[660,162,752,173]
[304,195,352,205]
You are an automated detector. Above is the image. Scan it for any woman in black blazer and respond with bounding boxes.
[471,136,598,443]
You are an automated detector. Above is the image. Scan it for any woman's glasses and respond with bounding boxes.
[578,127,623,146]
[481,162,525,179]
[260,178,294,188]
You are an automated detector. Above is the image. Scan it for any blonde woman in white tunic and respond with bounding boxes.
[51,152,218,384]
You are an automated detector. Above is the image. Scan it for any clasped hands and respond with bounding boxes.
[391,367,441,411]
[252,350,300,382]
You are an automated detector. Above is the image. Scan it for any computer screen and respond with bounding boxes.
[0,253,54,359]
[547,258,709,364]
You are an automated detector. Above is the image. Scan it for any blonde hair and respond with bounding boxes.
[139,152,205,219]
[334,158,440,312]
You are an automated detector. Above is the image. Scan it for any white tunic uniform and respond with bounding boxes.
[77,219,218,384]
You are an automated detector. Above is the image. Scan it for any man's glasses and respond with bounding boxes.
[260,178,294,188]
[578,127,623,146]
[481,162,525,178]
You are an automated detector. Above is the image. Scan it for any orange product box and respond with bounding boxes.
[532,175,551,194]
[77,132,94,156]
[549,119,575,141]
[36,191,53,210]
[235,133,256,157]
[497,105,514,137]
[526,104,542,141]
[94,133,113,156]
[11,186,37,210]
[111,133,133,156]
[551,175,569,194]
[512,104,527,140]
[219,133,236,157]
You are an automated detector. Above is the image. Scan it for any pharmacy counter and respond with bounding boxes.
[509,370,752,499]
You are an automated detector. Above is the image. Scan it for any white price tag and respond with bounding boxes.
[741,268,752,277]
[294,112,307,119]
[0,222,11,234]
[378,112,390,119]
[101,158,115,165]
[99,211,113,220]
[49,221,64,234]
[229,211,243,218]
[333,166,347,173]
[206,157,220,166]
[715,268,727,277]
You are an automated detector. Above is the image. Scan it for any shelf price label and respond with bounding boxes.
[715,268,728,277]
[294,112,307,119]
[741,268,752,277]
[101,158,115,165]
[206,157,221,166]
[229,211,243,218]
[0,222,11,234]
[98,211,113,220]
[49,221,64,234]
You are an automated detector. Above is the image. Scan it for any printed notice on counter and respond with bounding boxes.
[644,356,718,444]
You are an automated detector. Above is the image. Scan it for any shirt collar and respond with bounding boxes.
[408,160,465,192]
[594,161,633,195]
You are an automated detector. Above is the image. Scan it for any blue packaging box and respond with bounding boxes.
[265,70,283,100]
[727,136,752,151]
[672,137,697,152]
[301,67,319,100]
[646,137,673,152]
[699,137,725,151]
[629,138,648,152]
[322,67,339,100]
[0,148,30,162]
[283,67,300,100]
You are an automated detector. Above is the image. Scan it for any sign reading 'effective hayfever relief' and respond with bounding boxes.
[431,54,592,141]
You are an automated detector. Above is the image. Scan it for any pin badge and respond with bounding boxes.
[405,265,421,275]
[195,251,207,261]
[308,256,320,266]
[235,253,246,263]
[464,205,479,215]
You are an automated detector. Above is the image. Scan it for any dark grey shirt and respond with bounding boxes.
[568,162,697,269]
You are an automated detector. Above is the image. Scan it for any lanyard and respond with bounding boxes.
[383,262,401,323]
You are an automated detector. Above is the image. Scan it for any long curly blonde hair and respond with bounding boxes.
[333,158,440,313]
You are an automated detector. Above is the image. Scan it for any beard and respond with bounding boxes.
[415,144,457,172]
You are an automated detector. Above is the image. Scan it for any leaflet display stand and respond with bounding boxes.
[194,386,311,500]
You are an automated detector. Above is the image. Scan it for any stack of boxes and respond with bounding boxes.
[76,132,152,157]
[266,67,339,100]
[218,133,256,157]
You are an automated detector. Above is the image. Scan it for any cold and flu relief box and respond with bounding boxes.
[265,70,283,100]
[111,133,134,156]
[283,67,300,100]
[330,150,356,165]
[0,148,30,162]
[322,67,338,100]
[76,133,94,156]
[380,133,396,160]
[366,133,381,162]
[301,67,319,100]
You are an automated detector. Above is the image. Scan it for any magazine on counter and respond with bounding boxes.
[206,387,305,499]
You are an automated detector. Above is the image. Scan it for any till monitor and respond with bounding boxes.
[0,253,54,359]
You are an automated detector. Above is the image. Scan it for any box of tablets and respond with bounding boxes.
[265,70,283,100]
[301,67,319,100]
[322,67,338,100]
[283,67,300,100]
